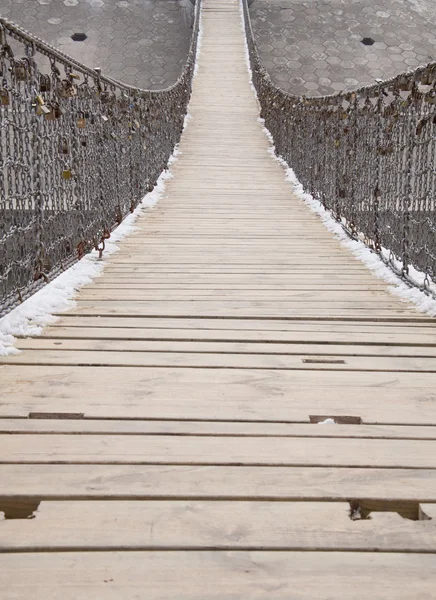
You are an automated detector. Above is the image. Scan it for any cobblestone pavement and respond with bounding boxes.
[249,0,436,96]
[0,0,194,89]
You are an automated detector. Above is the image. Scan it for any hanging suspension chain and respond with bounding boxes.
[0,2,202,318]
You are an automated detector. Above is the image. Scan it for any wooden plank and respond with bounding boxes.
[82,282,387,289]
[36,325,436,346]
[4,363,435,387]
[68,265,421,279]
[2,349,435,371]
[99,261,388,268]
[2,434,436,467]
[15,338,436,358]
[1,551,436,599]
[70,299,414,312]
[70,264,395,273]
[95,272,390,281]
[100,260,383,267]
[72,304,409,319]
[1,366,436,423]
[51,315,436,332]
[97,269,404,278]
[65,306,424,320]
[114,246,366,252]
[108,236,353,241]
[77,289,400,302]
[3,418,436,439]
[1,464,436,501]
[84,283,387,290]
[51,316,436,331]
[111,236,347,241]
[1,500,435,552]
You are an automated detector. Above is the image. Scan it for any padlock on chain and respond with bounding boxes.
[44,102,63,121]
[77,111,86,128]
[13,58,30,81]
[0,87,9,106]
[59,76,78,99]
[39,74,51,93]
[34,94,51,116]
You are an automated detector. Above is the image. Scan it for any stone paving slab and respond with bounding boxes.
[249,0,436,96]
[0,0,194,90]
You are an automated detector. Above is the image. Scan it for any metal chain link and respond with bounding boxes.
[242,0,436,297]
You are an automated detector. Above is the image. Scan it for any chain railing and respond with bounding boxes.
[243,0,436,296]
[0,0,201,318]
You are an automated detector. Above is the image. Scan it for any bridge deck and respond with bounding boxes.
[1,0,436,596]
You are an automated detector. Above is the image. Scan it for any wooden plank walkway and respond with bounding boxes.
[1,0,436,596]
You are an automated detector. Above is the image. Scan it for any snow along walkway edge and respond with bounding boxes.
[0,10,205,356]
[0,164,174,356]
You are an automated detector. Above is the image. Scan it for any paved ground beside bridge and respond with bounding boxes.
[250,0,436,95]
[1,0,436,596]
[0,0,194,89]
[4,0,436,95]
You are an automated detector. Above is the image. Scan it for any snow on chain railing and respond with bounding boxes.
[0,0,201,318]
[242,0,436,297]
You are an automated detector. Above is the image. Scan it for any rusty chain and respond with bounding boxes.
[242,0,436,297]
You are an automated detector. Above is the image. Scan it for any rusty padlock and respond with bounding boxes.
[59,78,77,98]
[0,88,9,106]
[44,102,63,121]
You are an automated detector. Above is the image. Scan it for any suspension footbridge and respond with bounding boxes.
[1,0,436,596]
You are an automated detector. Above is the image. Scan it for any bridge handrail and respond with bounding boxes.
[242,0,436,296]
[0,0,201,317]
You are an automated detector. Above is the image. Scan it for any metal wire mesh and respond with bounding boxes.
[242,0,436,296]
[0,0,201,317]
